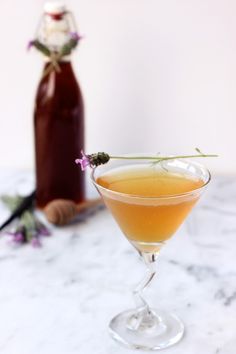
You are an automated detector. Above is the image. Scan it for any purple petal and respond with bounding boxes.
[75,158,90,171]
[31,237,42,248]
[5,231,23,240]
[69,32,82,41]
[75,151,91,171]
[14,233,24,243]
[27,40,34,51]
[38,227,51,237]
[35,220,51,236]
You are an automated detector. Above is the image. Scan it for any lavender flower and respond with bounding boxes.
[27,40,35,51]
[38,227,51,237]
[36,220,51,237]
[69,32,82,42]
[31,237,42,248]
[13,232,25,243]
[6,225,26,245]
[75,151,110,170]
[75,151,92,171]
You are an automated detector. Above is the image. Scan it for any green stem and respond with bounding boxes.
[110,154,218,161]
[20,210,36,242]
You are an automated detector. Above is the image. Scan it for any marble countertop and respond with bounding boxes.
[0,170,235,354]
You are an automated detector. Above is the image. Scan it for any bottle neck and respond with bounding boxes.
[43,60,76,77]
[38,12,73,53]
[34,10,80,64]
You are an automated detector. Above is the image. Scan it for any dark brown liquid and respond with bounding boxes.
[34,61,84,208]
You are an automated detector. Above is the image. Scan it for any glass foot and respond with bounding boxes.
[109,309,184,350]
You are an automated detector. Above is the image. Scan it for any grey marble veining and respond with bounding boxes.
[0,171,235,354]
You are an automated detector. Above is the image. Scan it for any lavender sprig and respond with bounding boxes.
[1,195,50,247]
[75,148,218,171]
[60,32,83,56]
[27,40,51,57]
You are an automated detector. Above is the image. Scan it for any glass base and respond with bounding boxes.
[109,309,184,350]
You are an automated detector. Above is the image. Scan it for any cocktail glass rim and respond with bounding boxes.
[91,155,211,200]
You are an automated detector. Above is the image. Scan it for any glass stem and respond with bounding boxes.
[128,252,159,331]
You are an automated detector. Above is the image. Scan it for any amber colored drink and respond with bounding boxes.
[97,166,204,249]
[93,159,210,348]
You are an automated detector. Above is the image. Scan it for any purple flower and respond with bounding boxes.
[27,40,35,51]
[38,227,51,237]
[6,228,25,244]
[69,32,83,42]
[75,150,91,171]
[35,220,51,236]
[75,151,110,170]
[13,232,24,243]
[31,237,42,248]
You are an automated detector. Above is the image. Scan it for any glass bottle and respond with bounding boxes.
[33,2,84,208]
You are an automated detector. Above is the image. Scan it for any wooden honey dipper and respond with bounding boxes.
[44,198,103,225]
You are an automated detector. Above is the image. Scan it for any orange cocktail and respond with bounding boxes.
[92,156,210,350]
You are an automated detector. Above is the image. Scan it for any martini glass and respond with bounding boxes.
[91,156,210,350]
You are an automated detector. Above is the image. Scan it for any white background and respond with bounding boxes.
[0,0,235,173]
